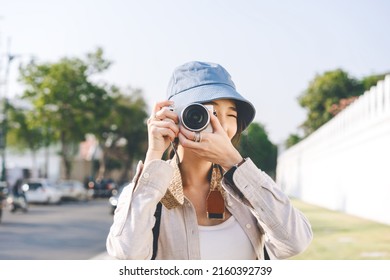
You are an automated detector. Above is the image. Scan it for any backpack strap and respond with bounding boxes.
[151,202,162,260]
[264,245,270,260]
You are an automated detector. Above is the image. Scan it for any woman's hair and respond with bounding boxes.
[230,101,245,147]
[231,112,245,147]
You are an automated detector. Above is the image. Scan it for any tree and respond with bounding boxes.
[6,102,48,177]
[94,87,148,182]
[238,122,277,178]
[285,133,302,149]
[360,73,387,91]
[298,69,363,135]
[18,48,114,179]
[296,70,388,139]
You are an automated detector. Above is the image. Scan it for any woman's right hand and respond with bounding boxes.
[145,100,179,164]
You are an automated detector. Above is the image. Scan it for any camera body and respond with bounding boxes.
[171,103,213,133]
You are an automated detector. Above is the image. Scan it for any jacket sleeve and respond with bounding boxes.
[222,158,313,259]
[106,160,174,259]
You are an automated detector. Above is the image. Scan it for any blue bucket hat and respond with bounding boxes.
[167,61,256,130]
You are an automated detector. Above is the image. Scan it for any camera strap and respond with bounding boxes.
[170,141,180,165]
[206,165,225,220]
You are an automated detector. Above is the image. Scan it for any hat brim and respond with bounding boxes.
[168,84,256,130]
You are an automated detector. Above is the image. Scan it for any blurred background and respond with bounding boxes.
[0,0,389,259]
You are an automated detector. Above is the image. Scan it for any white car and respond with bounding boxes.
[23,179,62,204]
[57,180,91,201]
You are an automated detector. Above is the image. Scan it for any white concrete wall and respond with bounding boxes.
[277,75,390,225]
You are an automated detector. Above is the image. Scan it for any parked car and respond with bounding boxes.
[93,178,117,198]
[57,180,91,201]
[23,179,62,204]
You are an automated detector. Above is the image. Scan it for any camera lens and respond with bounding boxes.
[181,103,210,131]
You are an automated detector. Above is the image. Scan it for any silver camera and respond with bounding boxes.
[172,103,213,132]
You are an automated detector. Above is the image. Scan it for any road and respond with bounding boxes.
[0,199,114,260]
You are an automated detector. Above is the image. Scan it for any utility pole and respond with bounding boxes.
[0,37,17,183]
[0,20,5,183]
[0,15,7,199]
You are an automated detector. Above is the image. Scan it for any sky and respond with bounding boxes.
[0,0,389,144]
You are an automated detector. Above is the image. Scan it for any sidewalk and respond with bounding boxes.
[90,251,117,260]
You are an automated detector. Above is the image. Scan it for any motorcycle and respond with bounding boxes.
[7,193,28,213]
[0,182,8,223]
[4,180,29,213]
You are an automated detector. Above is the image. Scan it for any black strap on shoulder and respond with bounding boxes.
[151,202,162,260]
[264,246,270,260]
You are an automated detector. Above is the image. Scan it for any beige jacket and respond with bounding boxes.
[106,158,312,260]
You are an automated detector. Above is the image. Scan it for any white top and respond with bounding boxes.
[198,215,257,259]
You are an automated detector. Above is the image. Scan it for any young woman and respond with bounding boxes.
[106,61,312,259]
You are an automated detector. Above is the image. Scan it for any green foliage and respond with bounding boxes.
[16,48,115,178]
[297,70,389,138]
[95,87,148,181]
[6,102,47,152]
[360,73,387,91]
[10,48,150,181]
[12,48,150,181]
[238,122,277,177]
[298,69,363,135]
[285,133,302,149]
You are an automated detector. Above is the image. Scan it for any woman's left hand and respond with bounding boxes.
[178,112,243,171]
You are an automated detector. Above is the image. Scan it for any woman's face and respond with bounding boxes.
[204,99,238,139]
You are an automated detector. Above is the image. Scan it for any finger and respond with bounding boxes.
[151,126,177,142]
[179,125,197,140]
[161,128,176,142]
[178,133,199,148]
[209,112,223,132]
[150,119,180,136]
[151,100,174,118]
[153,100,174,112]
[155,107,179,124]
